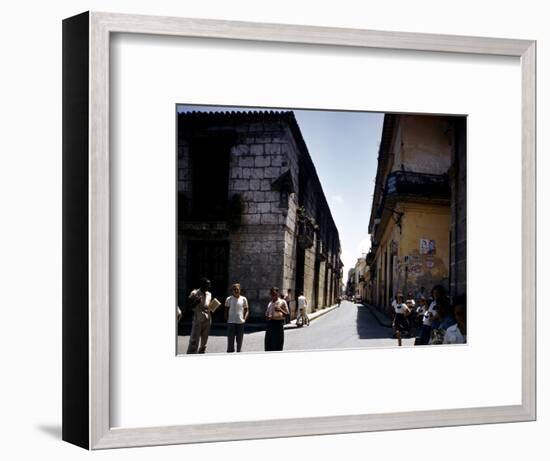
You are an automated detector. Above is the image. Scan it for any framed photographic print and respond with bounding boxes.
[62,11,536,449]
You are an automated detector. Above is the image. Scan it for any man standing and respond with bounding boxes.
[264,287,289,351]
[187,277,212,354]
[224,283,249,353]
[296,291,310,326]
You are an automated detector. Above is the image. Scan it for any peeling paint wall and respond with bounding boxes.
[396,115,453,175]
[393,203,451,297]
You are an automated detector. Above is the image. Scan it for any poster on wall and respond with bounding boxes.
[420,239,436,255]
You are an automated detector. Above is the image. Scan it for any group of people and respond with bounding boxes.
[391,285,467,346]
[183,278,310,354]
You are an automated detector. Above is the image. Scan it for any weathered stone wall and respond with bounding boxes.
[228,227,284,318]
[230,119,291,317]
[178,112,342,320]
[282,194,299,311]
[318,260,327,307]
[394,203,450,297]
[283,122,342,309]
[370,201,450,313]
[303,246,316,313]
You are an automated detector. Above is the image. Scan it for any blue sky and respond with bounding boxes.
[177,105,384,275]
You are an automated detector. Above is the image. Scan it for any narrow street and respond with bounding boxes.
[177,300,414,354]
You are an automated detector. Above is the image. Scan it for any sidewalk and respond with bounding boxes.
[283,303,340,329]
[178,303,341,333]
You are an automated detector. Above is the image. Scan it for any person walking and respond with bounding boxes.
[392,293,411,346]
[224,283,249,353]
[264,287,289,351]
[296,291,310,327]
[187,278,213,354]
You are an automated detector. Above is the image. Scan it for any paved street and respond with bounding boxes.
[177,301,414,354]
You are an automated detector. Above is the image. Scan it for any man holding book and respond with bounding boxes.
[186,277,220,354]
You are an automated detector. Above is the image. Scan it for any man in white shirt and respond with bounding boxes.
[296,292,310,326]
[187,278,212,354]
[224,283,249,352]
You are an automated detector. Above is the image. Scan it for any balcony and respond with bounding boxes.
[386,170,450,199]
[373,171,450,222]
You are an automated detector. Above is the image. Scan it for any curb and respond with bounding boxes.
[284,304,340,329]
[179,304,341,332]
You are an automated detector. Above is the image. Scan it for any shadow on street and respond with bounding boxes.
[178,323,265,337]
[355,304,393,339]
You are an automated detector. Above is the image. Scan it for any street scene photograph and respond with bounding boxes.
[176,105,467,354]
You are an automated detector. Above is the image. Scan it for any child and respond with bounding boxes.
[415,297,428,330]
[393,294,411,345]
[418,300,435,345]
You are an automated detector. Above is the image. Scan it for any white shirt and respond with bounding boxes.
[225,295,248,324]
[416,305,428,319]
[189,289,212,320]
[422,301,437,326]
[443,323,466,344]
[297,295,307,310]
[394,303,409,315]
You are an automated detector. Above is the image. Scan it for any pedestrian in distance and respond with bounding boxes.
[392,293,411,346]
[224,283,249,353]
[406,292,417,337]
[186,278,213,354]
[391,293,398,310]
[415,286,427,304]
[406,291,416,308]
[264,287,289,351]
[296,291,310,327]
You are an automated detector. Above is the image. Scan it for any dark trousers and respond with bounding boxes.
[227,323,245,352]
[419,325,432,345]
[264,319,285,351]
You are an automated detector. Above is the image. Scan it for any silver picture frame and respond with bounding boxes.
[62,11,536,449]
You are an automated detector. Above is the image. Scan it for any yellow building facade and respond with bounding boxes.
[367,114,460,313]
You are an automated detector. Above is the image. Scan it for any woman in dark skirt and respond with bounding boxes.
[392,293,411,345]
[264,287,289,351]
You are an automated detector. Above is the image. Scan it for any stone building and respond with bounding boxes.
[366,114,466,313]
[177,110,343,321]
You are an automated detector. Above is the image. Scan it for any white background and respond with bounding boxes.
[0,0,546,459]
[111,34,521,427]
